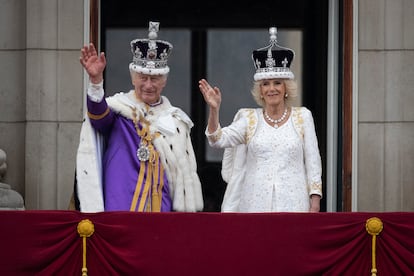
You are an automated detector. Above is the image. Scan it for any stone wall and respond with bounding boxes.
[357,0,414,211]
[0,0,85,210]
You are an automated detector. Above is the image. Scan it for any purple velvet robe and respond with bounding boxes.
[87,97,172,212]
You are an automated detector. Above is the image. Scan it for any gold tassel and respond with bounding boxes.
[77,219,95,276]
[151,157,164,212]
[365,217,383,276]
[130,161,146,211]
[138,160,153,211]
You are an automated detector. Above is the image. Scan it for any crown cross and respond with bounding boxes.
[134,48,143,61]
[148,22,159,37]
[265,48,276,68]
[265,57,276,68]
[281,57,288,68]
[160,49,169,60]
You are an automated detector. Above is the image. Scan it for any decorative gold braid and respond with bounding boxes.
[130,107,162,212]
[245,109,256,143]
[366,217,383,276]
[209,127,222,143]
[292,107,304,138]
[77,219,95,276]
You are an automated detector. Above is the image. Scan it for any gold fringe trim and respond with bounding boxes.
[366,217,383,276]
[77,219,95,276]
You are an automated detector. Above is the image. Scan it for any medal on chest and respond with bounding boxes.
[137,142,150,161]
[132,107,160,163]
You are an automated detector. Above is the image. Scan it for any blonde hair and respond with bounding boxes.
[251,79,298,107]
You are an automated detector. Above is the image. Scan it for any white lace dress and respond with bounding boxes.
[206,107,322,212]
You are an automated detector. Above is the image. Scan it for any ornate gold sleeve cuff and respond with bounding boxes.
[206,126,222,143]
[309,182,323,198]
[87,107,110,120]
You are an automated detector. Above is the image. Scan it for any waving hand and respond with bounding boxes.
[79,43,106,84]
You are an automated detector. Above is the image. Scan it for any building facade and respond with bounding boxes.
[0,0,413,211]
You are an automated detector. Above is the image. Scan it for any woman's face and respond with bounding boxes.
[260,79,286,106]
[132,72,167,104]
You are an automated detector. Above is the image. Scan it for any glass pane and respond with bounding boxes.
[105,28,191,115]
[205,28,303,162]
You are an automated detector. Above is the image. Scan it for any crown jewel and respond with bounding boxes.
[252,27,295,81]
[129,21,173,75]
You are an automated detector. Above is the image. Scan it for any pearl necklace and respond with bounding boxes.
[264,108,288,128]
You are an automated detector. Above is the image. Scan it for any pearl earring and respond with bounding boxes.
[285,93,288,98]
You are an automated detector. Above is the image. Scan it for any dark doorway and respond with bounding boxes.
[100,0,329,212]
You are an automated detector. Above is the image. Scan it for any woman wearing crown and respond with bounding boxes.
[199,27,322,212]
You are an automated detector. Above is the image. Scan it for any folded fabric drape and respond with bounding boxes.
[0,211,413,275]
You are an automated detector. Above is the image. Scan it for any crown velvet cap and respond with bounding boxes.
[252,27,295,81]
[129,21,173,75]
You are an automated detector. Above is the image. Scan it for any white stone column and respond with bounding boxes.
[358,0,414,211]
[24,0,85,209]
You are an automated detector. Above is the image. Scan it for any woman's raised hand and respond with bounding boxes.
[198,79,221,110]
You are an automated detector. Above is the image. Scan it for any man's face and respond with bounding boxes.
[132,72,167,104]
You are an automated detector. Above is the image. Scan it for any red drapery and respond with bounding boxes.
[1,211,413,275]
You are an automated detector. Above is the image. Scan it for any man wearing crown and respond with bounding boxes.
[74,22,203,212]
